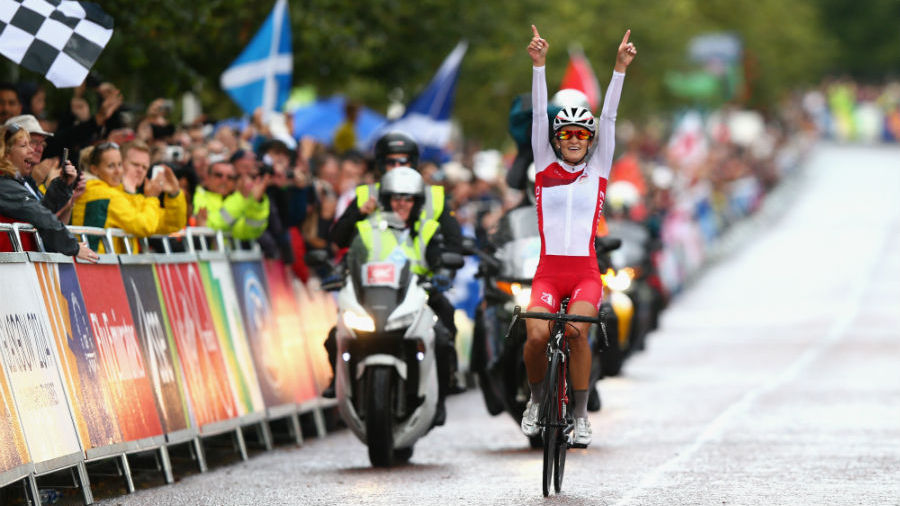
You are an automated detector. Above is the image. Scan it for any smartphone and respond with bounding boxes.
[151,165,164,179]
[61,148,69,164]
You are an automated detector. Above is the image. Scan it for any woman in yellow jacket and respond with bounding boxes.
[71,142,186,252]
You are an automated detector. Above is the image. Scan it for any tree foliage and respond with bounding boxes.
[11,0,891,148]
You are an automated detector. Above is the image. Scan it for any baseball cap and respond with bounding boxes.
[4,114,53,137]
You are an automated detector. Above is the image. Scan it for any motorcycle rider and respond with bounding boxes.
[325,131,463,425]
[520,25,636,447]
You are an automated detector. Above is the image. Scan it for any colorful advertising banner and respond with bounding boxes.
[230,260,295,408]
[0,263,81,464]
[33,262,122,450]
[0,355,29,474]
[291,278,336,392]
[155,262,237,427]
[119,264,190,434]
[198,260,265,416]
[263,260,318,403]
[74,263,164,442]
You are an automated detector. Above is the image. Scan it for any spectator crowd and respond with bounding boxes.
[2,75,888,286]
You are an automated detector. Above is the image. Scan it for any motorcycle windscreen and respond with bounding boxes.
[491,207,541,281]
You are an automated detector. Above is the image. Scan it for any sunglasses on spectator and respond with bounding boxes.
[3,123,22,143]
[96,141,120,151]
[390,194,415,203]
[211,171,238,181]
[555,129,593,141]
[385,156,410,167]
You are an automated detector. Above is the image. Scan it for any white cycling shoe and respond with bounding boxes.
[521,400,541,437]
[573,417,592,446]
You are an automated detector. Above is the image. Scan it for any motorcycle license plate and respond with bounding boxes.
[362,261,399,287]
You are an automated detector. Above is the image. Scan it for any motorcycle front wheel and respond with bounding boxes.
[366,367,395,467]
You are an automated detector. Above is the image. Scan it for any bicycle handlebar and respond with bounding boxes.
[513,306,604,325]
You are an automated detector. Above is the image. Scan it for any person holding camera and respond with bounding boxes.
[71,141,184,253]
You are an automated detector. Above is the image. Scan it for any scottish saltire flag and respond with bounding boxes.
[559,45,601,112]
[220,0,292,116]
[0,0,113,88]
[380,41,467,162]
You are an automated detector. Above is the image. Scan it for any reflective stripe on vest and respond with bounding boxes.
[356,214,436,275]
[355,183,379,208]
[420,185,444,223]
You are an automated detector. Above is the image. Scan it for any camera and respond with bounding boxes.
[164,145,184,163]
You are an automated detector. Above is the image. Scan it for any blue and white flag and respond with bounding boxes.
[381,41,467,162]
[220,0,292,116]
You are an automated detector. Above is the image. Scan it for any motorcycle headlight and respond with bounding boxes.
[342,310,375,332]
[385,312,416,331]
[603,269,632,292]
[512,283,532,307]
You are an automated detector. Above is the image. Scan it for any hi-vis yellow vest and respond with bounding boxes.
[356,213,440,276]
[355,183,445,228]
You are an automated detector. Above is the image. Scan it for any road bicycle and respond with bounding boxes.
[506,300,606,496]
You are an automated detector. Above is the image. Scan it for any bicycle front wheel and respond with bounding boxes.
[541,351,561,497]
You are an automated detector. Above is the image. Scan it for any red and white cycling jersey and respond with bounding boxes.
[531,66,624,258]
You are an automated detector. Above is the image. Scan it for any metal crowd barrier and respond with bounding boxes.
[0,223,337,504]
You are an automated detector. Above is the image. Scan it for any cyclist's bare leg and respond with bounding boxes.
[524,305,552,384]
[567,300,598,391]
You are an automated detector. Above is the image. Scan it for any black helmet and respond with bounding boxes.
[374,131,419,173]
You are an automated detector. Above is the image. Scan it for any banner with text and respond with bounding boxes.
[198,260,265,416]
[34,262,122,450]
[75,263,164,442]
[119,264,191,434]
[0,263,82,464]
[155,262,238,428]
[230,260,295,408]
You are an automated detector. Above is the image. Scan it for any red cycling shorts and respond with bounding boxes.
[528,255,603,312]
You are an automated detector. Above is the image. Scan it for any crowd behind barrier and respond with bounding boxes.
[0,223,335,504]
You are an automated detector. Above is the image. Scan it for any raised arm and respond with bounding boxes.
[529,25,555,171]
[592,30,638,179]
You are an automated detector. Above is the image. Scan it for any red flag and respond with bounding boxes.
[559,47,602,112]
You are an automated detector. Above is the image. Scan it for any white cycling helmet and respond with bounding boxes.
[551,88,592,111]
[553,106,596,134]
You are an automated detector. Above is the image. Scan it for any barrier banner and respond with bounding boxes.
[230,260,295,408]
[74,263,164,441]
[155,262,237,427]
[34,262,122,450]
[263,260,318,403]
[0,263,81,464]
[0,354,29,474]
[119,264,190,434]
[198,260,265,416]
[291,279,336,392]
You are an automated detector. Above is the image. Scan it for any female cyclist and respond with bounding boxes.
[521,25,636,446]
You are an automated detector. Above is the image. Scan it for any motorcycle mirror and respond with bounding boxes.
[439,252,465,270]
[598,236,622,252]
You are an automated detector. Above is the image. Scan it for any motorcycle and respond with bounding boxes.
[606,218,663,355]
[469,205,629,446]
[312,212,463,467]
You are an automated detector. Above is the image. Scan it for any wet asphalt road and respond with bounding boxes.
[95,143,900,505]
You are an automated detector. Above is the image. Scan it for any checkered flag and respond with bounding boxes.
[0,0,113,88]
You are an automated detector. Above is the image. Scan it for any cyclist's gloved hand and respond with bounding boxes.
[432,273,452,293]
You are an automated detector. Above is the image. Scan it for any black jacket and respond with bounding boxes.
[0,176,79,256]
[24,175,73,214]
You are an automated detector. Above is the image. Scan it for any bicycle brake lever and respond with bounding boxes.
[504,306,521,340]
